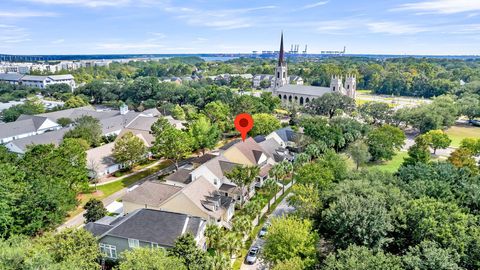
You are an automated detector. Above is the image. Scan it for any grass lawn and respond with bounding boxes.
[445,125,480,148]
[67,160,172,218]
[356,89,373,94]
[366,151,409,173]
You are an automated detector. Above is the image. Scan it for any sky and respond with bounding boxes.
[1,0,480,55]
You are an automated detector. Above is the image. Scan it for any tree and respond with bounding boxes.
[219,232,242,259]
[305,92,355,118]
[205,224,223,250]
[113,131,147,169]
[262,216,317,268]
[250,113,281,136]
[189,115,220,155]
[403,135,431,167]
[83,198,107,223]
[172,104,186,120]
[425,130,451,154]
[402,241,462,270]
[287,183,320,219]
[323,245,403,270]
[232,215,252,239]
[118,248,186,270]
[271,257,304,270]
[152,125,193,168]
[317,149,349,181]
[64,95,88,109]
[203,101,231,132]
[321,193,393,250]
[57,117,73,127]
[225,165,260,206]
[294,162,334,191]
[169,234,208,270]
[447,148,478,174]
[1,98,45,122]
[359,101,393,125]
[460,138,480,155]
[367,124,405,161]
[64,115,103,147]
[457,94,480,121]
[347,140,371,169]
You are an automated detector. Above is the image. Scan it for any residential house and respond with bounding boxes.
[0,115,60,144]
[0,73,23,85]
[122,177,235,226]
[252,74,275,88]
[4,127,70,154]
[85,208,206,259]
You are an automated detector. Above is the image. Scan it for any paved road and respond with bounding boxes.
[241,194,295,270]
[57,159,192,230]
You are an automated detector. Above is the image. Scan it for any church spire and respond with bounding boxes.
[278,32,284,66]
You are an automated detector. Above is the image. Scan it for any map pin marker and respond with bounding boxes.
[234,113,254,141]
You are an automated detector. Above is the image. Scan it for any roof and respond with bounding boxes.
[278,32,285,66]
[48,74,74,80]
[275,127,296,143]
[164,168,192,185]
[16,115,50,129]
[21,75,48,81]
[180,176,232,219]
[219,139,241,151]
[6,128,70,152]
[86,142,117,173]
[125,115,158,132]
[0,73,23,81]
[86,209,205,247]
[191,154,217,166]
[259,164,273,178]
[275,85,332,97]
[253,135,266,143]
[219,183,240,194]
[227,137,270,164]
[122,181,182,207]
[259,138,282,156]
[0,119,41,139]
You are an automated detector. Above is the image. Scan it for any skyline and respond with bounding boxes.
[1,0,480,55]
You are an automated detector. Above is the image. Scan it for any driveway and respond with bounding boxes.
[241,194,295,270]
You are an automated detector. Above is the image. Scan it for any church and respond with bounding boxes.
[271,33,356,105]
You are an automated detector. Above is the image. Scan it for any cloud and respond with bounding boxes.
[367,21,428,34]
[0,25,31,43]
[0,11,57,17]
[298,1,329,10]
[164,5,276,30]
[51,39,65,44]
[393,0,480,14]
[22,0,132,8]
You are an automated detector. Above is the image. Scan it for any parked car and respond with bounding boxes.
[259,224,269,238]
[245,246,260,264]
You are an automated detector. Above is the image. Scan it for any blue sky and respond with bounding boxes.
[1,0,480,55]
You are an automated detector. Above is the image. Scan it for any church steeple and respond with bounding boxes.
[278,32,285,66]
[274,32,288,89]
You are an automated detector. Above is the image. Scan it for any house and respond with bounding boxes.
[86,142,123,177]
[20,74,76,89]
[253,74,275,88]
[85,208,206,259]
[122,177,235,226]
[4,127,70,154]
[0,73,23,85]
[0,115,60,144]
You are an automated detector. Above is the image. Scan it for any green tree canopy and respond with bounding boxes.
[250,113,281,137]
[367,124,405,161]
[113,131,148,168]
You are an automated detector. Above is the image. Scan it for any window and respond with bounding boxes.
[128,238,140,248]
[99,243,117,259]
[151,242,159,248]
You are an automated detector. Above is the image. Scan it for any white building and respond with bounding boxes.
[21,74,76,89]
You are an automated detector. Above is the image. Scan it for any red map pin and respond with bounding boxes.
[234,113,254,141]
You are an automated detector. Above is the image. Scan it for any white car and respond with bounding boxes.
[245,246,260,264]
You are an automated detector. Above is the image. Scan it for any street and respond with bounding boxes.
[241,194,295,270]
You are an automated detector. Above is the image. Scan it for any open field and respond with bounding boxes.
[366,152,408,173]
[445,125,480,148]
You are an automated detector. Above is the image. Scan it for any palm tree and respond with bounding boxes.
[205,224,223,250]
[225,165,260,207]
[232,215,252,239]
[263,178,278,211]
[270,163,285,182]
[219,232,242,259]
[208,251,232,270]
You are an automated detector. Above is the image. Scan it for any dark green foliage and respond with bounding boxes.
[323,245,403,270]
[64,115,103,147]
[1,99,45,122]
[83,198,107,223]
[367,124,405,161]
[169,234,208,270]
[304,92,355,118]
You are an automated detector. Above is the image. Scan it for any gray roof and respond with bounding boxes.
[21,75,48,81]
[275,127,296,143]
[125,115,158,132]
[164,168,192,185]
[86,208,205,247]
[48,74,74,80]
[191,154,217,166]
[122,181,182,207]
[6,128,70,152]
[86,142,117,173]
[275,85,332,97]
[0,119,41,139]
[0,73,23,81]
[259,138,282,157]
[16,115,50,129]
